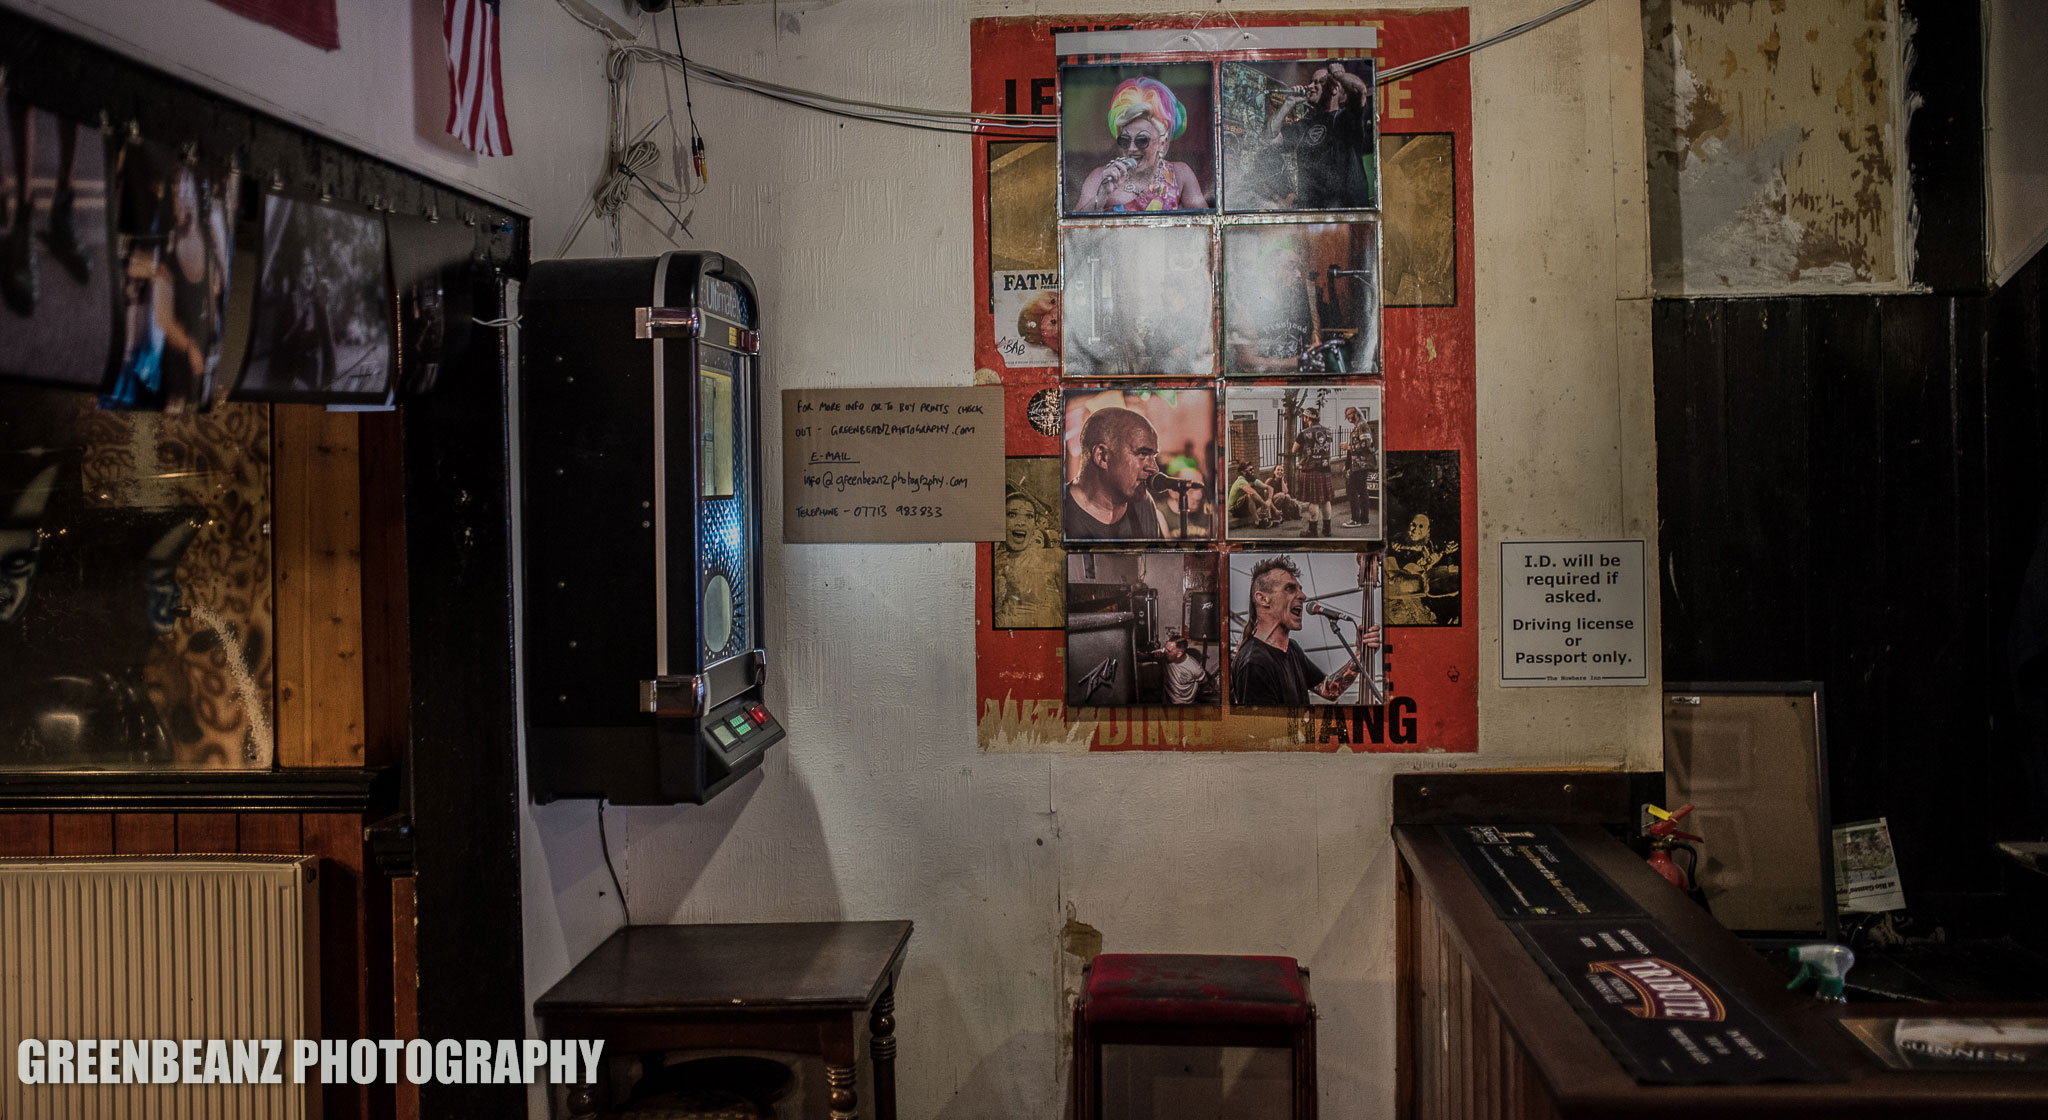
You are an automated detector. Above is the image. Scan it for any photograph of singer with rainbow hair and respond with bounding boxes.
[1228,550,1383,707]
[1060,63,1214,215]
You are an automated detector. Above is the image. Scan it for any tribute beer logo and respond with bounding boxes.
[1588,958,1726,1021]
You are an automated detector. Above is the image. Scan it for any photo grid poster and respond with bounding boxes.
[971,11,1477,753]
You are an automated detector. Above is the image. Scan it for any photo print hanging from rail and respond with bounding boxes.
[1060,223,1214,377]
[386,212,476,397]
[1060,62,1215,216]
[992,457,1066,630]
[1223,384,1382,543]
[988,140,1061,368]
[1060,386,1217,544]
[1384,450,1461,627]
[1227,550,1384,708]
[1222,219,1381,375]
[1219,57,1378,213]
[101,139,239,413]
[234,193,394,403]
[0,100,113,391]
[1065,551,1220,708]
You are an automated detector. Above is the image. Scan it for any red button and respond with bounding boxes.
[749,705,770,724]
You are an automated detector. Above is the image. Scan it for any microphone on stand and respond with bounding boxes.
[1148,474,1202,494]
[1307,602,1357,623]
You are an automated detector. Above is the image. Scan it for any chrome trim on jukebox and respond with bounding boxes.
[635,306,701,339]
[641,675,709,717]
[650,253,675,678]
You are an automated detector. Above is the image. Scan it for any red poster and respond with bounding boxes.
[971,11,1475,753]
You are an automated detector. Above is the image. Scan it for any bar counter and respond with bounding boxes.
[1395,823,2048,1119]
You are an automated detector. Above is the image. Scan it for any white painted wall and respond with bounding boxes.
[1985,0,2048,286]
[11,0,1662,1114]
[522,2,1661,1118]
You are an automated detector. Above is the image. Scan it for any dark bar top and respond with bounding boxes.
[1396,824,2048,1117]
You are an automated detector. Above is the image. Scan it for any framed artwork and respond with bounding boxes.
[1219,58,1378,213]
[1060,62,1216,216]
[1222,219,1380,375]
[1227,549,1383,707]
[1223,384,1381,542]
[1066,550,1219,706]
[1060,386,1217,544]
[1060,223,1214,377]
[993,457,1066,629]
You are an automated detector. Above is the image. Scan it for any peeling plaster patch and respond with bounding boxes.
[1643,0,1910,293]
[1061,918,1103,961]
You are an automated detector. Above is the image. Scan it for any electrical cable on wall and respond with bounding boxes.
[552,0,1594,255]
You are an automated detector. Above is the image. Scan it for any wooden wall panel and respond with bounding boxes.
[273,406,367,769]
[0,816,50,856]
[1400,869,1563,1120]
[113,813,176,853]
[393,877,420,1120]
[236,812,301,854]
[51,814,114,854]
[1654,265,2048,904]
[175,813,239,853]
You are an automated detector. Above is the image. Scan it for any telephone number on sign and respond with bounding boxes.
[850,506,946,518]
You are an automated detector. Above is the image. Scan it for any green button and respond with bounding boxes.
[728,716,748,732]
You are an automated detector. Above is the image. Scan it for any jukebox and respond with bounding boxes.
[520,252,783,805]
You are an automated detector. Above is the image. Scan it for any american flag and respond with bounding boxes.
[445,0,513,156]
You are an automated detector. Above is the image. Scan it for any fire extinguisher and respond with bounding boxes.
[1644,803,1710,910]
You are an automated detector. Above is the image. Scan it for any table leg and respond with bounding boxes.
[827,1062,860,1120]
[869,983,898,1120]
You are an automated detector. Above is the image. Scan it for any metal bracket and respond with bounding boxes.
[641,675,708,717]
[635,307,700,339]
[747,649,768,687]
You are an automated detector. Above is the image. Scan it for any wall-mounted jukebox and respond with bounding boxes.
[520,252,782,805]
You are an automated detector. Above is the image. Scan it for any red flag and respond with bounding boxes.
[207,0,339,50]
[445,0,513,157]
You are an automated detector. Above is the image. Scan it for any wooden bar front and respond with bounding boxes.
[1396,824,2048,1119]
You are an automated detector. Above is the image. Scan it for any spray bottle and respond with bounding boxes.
[1787,943,1856,1003]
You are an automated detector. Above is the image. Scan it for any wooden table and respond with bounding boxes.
[534,921,913,1120]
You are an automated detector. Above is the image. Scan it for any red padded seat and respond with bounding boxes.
[1073,953,1317,1119]
[1084,953,1310,1027]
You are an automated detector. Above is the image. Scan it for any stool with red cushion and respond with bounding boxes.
[1072,953,1317,1119]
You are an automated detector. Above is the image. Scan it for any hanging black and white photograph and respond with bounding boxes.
[1227,549,1383,708]
[0,102,112,391]
[235,194,393,403]
[386,211,474,397]
[1061,223,1214,377]
[1065,551,1221,708]
[1222,219,1380,375]
[1223,384,1383,542]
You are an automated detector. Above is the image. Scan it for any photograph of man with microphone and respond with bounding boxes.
[1060,387,1218,543]
[1228,550,1385,707]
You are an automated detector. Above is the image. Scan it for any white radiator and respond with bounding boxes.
[0,854,320,1119]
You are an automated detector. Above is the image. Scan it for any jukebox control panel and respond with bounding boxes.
[521,252,783,805]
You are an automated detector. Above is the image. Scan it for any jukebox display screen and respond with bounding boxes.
[696,311,751,669]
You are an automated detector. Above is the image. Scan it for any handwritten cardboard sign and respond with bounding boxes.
[782,387,1003,542]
